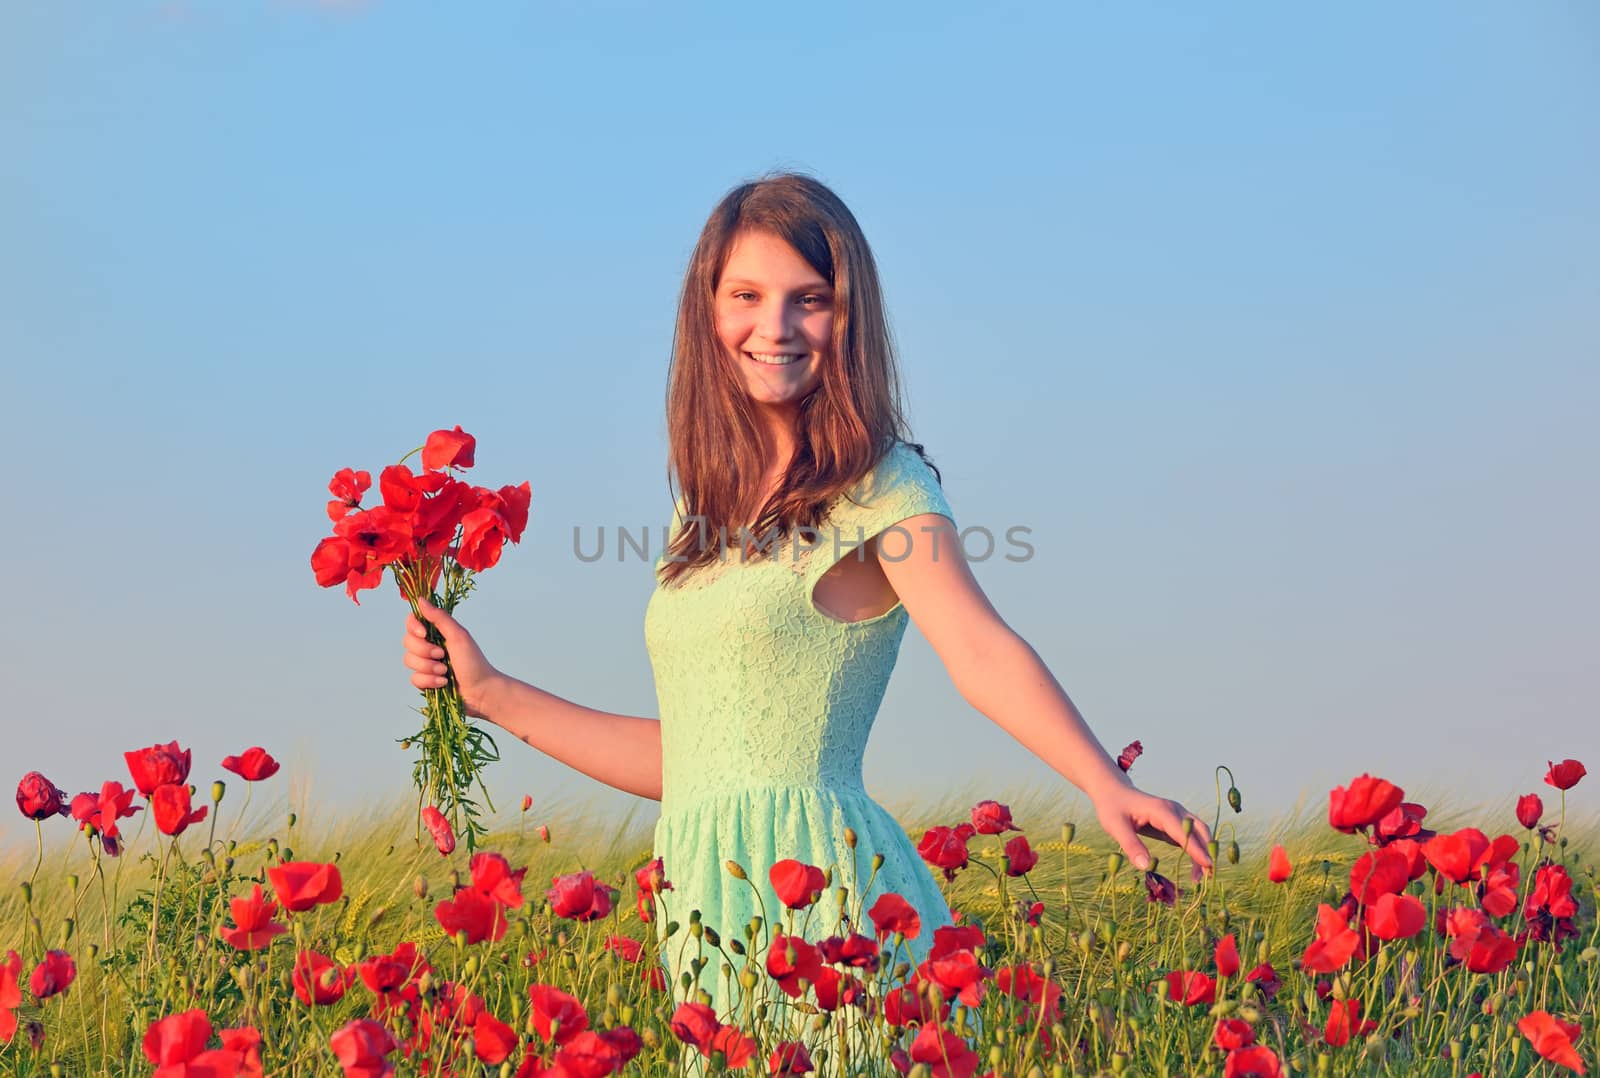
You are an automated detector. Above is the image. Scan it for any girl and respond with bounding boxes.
[402,171,1213,1028]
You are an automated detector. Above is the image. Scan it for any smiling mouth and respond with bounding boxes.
[745,351,806,366]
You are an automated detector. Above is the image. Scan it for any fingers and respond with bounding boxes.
[1102,813,1154,872]
[1147,800,1214,881]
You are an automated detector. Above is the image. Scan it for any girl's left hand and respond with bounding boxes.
[1090,778,1215,883]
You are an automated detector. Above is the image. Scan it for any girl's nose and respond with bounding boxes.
[757,300,795,344]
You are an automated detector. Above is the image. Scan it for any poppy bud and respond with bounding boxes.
[463,955,479,977]
[704,926,720,947]
[1227,841,1240,865]
[1062,822,1076,846]
[1206,840,1220,862]
[521,795,533,813]
[1227,786,1243,813]
[729,939,745,956]
[85,944,98,962]
[211,781,226,803]
[59,918,73,945]
[844,827,857,849]
[666,920,679,938]
[453,929,468,949]
[690,921,702,939]
[871,853,884,871]
[1107,852,1124,877]
[537,825,550,843]
[725,860,747,881]
[1182,818,1194,838]
[287,812,297,829]
[402,739,412,750]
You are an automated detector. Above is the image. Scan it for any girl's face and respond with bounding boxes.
[714,229,832,416]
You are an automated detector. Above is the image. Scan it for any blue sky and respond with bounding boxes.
[2,2,1595,847]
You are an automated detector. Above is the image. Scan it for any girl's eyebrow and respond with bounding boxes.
[722,278,832,293]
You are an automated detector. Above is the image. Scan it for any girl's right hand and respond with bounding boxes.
[403,599,504,721]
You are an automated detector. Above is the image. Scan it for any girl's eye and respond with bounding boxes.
[800,295,829,307]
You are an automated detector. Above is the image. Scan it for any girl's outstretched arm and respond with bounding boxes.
[406,601,663,802]
[878,516,1214,881]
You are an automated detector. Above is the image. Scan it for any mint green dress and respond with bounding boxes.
[644,440,963,1019]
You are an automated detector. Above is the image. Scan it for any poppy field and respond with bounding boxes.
[3,747,1595,1077]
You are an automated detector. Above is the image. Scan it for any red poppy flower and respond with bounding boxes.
[1423,828,1492,884]
[882,977,951,1028]
[916,823,977,881]
[770,859,827,909]
[1524,864,1580,948]
[457,506,511,572]
[494,482,532,543]
[765,933,824,999]
[292,950,351,1006]
[1445,908,1520,973]
[1215,1017,1255,1051]
[970,799,1018,834]
[1214,934,1241,978]
[124,740,192,797]
[1116,740,1143,772]
[218,884,288,951]
[356,941,429,1001]
[770,1040,816,1076]
[465,851,525,907]
[472,1010,518,1066]
[1162,970,1216,1006]
[327,468,372,521]
[907,1021,981,1078]
[1324,998,1377,1047]
[605,935,644,962]
[1,951,21,1043]
[142,1009,234,1069]
[436,888,508,944]
[705,1024,758,1068]
[1003,834,1038,876]
[818,931,881,972]
[422,806,455,855]
[220,747,280,782]
[1516,793,1544,829]
[1517,1011,1585,1073]
[1350,846,1410,904]
[1267,844,1292,883]
[1373,801,1433,845]
[1365,892,1426,940]
[531,985,592,1047]
[221,1025,263,1078]
[423,425,477,471]
[329,1017,398,1078]
[1224,1046,1284,1078]
[868,892,922,942]
[70,781,141,848]
[1544,759,1586,791]
[28,951,74,1001]
[266,861,343,913]
[634,857,671,895]
[1328,774,1404,834]
[15,773,70,821]
[546,870,616,922]
[151,783,208,837]
[1302,904,1360,973]
[929,922,988,958]
[1246,962,1281,1003]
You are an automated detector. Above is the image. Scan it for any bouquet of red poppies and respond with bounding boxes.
[311,425,531,851]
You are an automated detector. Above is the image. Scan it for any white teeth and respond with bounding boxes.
[747,352,804,366]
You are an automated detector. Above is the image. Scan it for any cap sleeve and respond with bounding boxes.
[800,442,955,583]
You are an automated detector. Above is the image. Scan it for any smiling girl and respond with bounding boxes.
[401,171,1213,1029]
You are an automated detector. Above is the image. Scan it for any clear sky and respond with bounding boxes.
[2,2,1595,848]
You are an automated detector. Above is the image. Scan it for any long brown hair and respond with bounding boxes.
[657,170,940,586]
